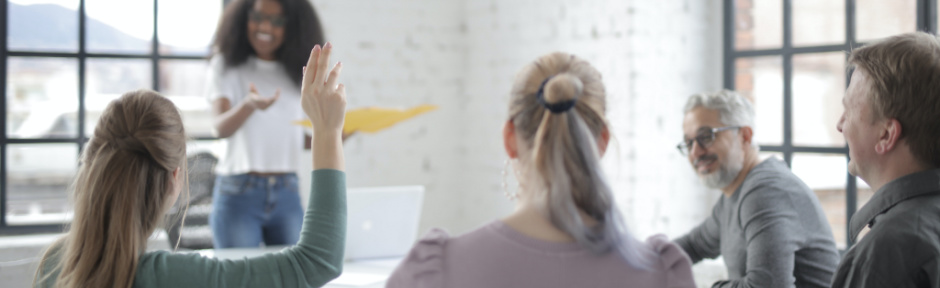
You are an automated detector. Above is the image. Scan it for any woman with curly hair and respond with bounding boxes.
[206,0,325,248]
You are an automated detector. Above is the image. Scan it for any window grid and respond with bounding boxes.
[0,0,218,235]
[723,0,938,247]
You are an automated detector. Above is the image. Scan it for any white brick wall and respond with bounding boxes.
[460,0,726,240]
[313,0,723,245]
[624,0,724,238]
[312,0,467,234]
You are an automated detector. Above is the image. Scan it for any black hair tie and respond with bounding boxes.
[536,76,577,114]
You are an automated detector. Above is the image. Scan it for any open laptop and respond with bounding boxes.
[343,185,425,261]
[197,185,424,287]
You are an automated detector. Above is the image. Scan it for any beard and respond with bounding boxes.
[697,141,745,189]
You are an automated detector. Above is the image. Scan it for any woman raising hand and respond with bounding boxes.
[35,44,348,288]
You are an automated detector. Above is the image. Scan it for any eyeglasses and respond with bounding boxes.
[248,10,287,27]
[676,126,741,155]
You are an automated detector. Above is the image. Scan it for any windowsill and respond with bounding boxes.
[0,230,170,250]
[5,213,72,226]
[0,233,62,249]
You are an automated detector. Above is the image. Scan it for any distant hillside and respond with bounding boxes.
[9,3,150,52]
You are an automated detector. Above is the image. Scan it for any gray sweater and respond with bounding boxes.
[675,158,840,288]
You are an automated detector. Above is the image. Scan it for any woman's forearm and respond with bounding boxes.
[212,98,255,138]
[313,131,344,171]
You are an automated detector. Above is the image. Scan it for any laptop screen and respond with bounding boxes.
[344,185,424,261]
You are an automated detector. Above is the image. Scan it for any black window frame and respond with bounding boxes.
[0,0,221,235]
[722,0,938,247]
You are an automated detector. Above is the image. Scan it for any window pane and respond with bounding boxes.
[736,56,783,146]
[856,0,916,42]
[158,0,222,56]
[792,52,845,147]
[6,143,78,226]
[792,0,845,47]
[85,0,154,54]
[84,58,152,137]
[791,153,847,249]
[160,59,214,137]
[6,57,79,138]
[735,0,782,50]
[8,0,79,52]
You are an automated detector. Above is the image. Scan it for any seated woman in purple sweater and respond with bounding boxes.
[386,53,696,288]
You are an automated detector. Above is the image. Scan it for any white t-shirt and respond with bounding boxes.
[204,54,304,175]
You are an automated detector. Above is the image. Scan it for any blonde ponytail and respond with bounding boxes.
[509,53,653,269]
[36,90,188,287]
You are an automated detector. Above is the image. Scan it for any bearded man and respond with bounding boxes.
[673,90,840,288]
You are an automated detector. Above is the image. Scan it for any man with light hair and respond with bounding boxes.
[831,32,940,288]
[674,89,840,287]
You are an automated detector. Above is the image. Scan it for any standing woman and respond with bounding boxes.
[206,0,324,248]
[35,44,348,288]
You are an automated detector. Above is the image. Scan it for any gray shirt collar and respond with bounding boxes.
[728,157,782,200]
[849,168,940,242]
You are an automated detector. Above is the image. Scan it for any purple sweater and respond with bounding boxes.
[386,221,696,288]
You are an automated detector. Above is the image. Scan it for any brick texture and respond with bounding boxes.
[312,0,724,245]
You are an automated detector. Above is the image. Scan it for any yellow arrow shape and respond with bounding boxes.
[293,104,438,134]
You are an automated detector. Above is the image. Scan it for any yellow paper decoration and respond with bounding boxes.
[293,104,438,134]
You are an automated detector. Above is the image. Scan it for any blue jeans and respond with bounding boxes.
[210,173,303,248]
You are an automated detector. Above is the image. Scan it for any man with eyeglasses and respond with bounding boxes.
[673,90,840,288]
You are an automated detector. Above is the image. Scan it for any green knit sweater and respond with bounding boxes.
[36,169,346,288]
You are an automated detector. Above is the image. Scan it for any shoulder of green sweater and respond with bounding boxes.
[138,250,213,268]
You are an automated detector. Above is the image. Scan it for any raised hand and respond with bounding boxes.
[246,83,281,110]
[302,43,346,137]
[302,42,346,170]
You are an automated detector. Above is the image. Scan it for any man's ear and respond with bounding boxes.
[503,120,519,159]
[740,126,754,147]
[598,126,610,157]
[875,118,902,155]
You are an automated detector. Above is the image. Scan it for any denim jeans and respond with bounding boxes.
[209,173,303,248]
